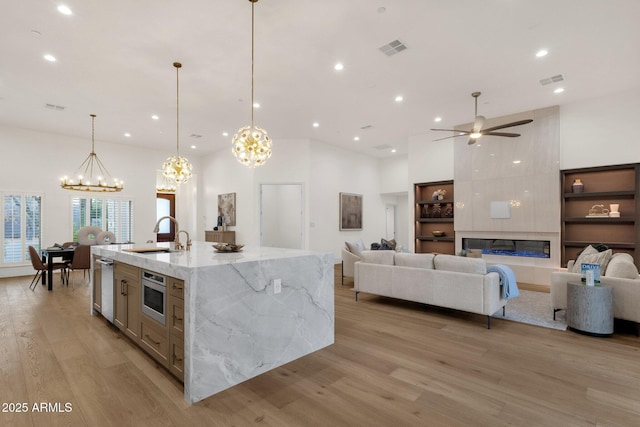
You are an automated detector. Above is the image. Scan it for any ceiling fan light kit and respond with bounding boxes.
[431,91,533,145]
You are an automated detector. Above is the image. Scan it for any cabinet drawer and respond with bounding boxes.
[114,262,140,282]
[168,277,184,299]
[169,296,184,339]
[140,319,169,367]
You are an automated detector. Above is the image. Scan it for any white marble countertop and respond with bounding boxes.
[91,241,329,280]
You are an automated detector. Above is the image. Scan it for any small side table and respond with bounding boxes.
[566,281,613,336]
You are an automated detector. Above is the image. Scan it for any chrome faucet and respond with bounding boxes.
[177,230,192,251]
[153,216,182,250]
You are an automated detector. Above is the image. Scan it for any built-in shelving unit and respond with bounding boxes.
[561,164,640,268]
[414,180,455,254]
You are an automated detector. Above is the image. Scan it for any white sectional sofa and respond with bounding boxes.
[551,250,640,324]
[354,251,508,328]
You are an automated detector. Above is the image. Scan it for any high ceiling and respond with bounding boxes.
[1,0,639,158]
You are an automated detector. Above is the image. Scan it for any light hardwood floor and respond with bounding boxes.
[1,268,640,426]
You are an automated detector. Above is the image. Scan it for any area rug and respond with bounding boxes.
[492,290,567,331]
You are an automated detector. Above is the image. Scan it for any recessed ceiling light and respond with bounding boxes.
[395,95,403,102]
[190,145,197,149]
[57,5,72,15]
[151,115,159,120]
[43,54,56,62]
[334,63,344,71]
[222,132,229,137]
[554,87,565,94]
[513,160,521,164]
[353,136,360,141]
[536,49,548,58]
[124,133,131,137]
[312,122,319,128]
[253,102,260,108]
[391,149,397,153]
[434,117,442,122]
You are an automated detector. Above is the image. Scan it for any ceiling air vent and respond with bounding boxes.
[373,144,392,150]
[190,134,203,138]
[44,103,66,111]
[360,125,374,130]
[379,39,407,57]
[539,74,564,86]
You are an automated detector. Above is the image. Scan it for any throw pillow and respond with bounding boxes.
[605,253,640,279]
[381,238,396,250]
[571,245,613,274]
[345,241,362,257]
[354,239,366,253]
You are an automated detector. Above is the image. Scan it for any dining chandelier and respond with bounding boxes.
[232,0,272,168]
[60,114,123,192]
[162,61,193,184]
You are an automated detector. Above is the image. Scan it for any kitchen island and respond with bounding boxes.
[91,241,334,404]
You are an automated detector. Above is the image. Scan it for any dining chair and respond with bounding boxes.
[65,244,91,289]
[27,246,67,291]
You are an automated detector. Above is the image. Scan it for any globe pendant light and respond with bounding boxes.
[162,62,193,184]
[60,114,123,192]
[232,0,272,168]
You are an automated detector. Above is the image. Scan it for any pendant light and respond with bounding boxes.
[60,114,123,192]
[162,62,193,184]
[232,0,272,168]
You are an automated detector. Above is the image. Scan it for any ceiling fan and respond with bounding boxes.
[431,92,533,145]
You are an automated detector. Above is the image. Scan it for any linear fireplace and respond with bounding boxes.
[462,238,550,258]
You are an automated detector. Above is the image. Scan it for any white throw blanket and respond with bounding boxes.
[487,264,519,299]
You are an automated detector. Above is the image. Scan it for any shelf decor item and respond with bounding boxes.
[432,230,445,237]
[432,189,447,200]
[571,179,584,193]
[443,203,454,218]
[609,204,620,218]
[586,204,610,217]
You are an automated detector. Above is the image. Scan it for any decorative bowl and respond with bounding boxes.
[213,243,244,253]
[431,230,445,237]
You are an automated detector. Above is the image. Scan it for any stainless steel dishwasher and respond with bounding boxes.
[96,258,114,323]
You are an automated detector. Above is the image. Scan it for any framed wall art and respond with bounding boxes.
[218,192,236,226]
[339,192,362,230]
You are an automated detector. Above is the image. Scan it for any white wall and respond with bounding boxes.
[308,141,387,261]
[378,154,408,194]
[560,88,640,169]
[200,138,310,248]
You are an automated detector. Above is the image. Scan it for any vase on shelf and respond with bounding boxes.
[609,204,620,218]
[571,179,584,193]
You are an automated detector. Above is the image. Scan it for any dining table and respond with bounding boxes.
[40,246,75,291]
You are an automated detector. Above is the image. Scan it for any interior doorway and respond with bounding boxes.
[385,204,396,240]
[260,184,304,249]
[156,193,175,242]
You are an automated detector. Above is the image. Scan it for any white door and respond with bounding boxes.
[260,184,304,249]
[385,204,396,240]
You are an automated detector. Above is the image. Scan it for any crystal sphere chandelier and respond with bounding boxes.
[163,62,193,184]
[232,0,272,168]
[60,114,123,192]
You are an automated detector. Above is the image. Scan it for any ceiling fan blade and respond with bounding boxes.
[483,132,521,137]
[473,115,485,132]
[481,119,533,133]
[430,128,471,134]
[433,134,467,141]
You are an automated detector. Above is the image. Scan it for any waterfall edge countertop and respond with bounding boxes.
[91,241,335,404]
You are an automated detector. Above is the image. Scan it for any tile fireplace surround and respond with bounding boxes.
[454,105,561,286]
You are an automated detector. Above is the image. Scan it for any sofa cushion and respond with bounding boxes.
[570,245,613,274]
[434,254,487,275]
[360,250,395,265]
[605,253,640,279]
[394,253,435,269]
